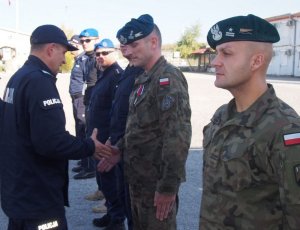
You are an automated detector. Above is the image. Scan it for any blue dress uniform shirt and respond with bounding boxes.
[0,55,95,219]
[69,52,87,96]
[109,65,144,145]
[86,62,123,143]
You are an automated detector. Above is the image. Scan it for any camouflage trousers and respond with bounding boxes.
[129,184,177,230]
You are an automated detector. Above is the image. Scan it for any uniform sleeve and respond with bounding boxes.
[274,121,300,228]
[26,75,94,160]
[155,70,192,194]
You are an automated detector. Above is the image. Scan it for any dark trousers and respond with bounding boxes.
[71,95,86,139]
[100,162,125,223]
[71,95,95,172]
[8,216,68,230]
[79,105,95,172]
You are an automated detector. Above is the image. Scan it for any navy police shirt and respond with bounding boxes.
[69,52,87,96]
[86,62,123,143]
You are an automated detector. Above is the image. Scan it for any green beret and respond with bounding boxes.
[207,14,280,49]
[116,14,154,45]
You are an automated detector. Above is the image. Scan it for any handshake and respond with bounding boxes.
[90,128,121,173]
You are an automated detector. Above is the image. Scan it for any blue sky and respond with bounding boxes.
[0,0,299,44]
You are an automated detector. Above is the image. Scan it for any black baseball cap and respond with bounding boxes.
[30,25,78,51]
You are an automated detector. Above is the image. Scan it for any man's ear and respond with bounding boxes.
[250,53,264,71]
[46,43,56,57]
[150,35,159,49]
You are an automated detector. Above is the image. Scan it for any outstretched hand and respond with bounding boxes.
[97,138,121,172]
[90,128,112,160]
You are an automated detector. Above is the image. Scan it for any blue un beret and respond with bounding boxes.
[116,14,154,45]
[207,14,280,49]
[94,38,115,50]
[30,25,78,51]
[79,28,99,38]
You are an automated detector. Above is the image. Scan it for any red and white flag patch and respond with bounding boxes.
[283,133,300,146]
[160,77,170,86]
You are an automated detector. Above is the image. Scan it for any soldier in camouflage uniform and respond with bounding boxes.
[98,14,191,230]
[200,14,300,229]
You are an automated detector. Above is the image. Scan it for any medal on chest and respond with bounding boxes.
[134,84,144,105]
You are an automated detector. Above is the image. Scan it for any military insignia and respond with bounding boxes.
[161,95,175,111]
[211,24,222,41]
[239,28,253,34]
[102,41,108,47]
[128,30,134,40]
[159,77,170,86]
[294,165,300,186]
[135,32,143,38]
[225,28,235,37]
[119,35,127,45]
[283,133,300,146]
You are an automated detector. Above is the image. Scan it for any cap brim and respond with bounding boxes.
[66,43,78,51]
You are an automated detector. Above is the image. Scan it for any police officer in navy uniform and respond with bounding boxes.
[68,35,87,147]
[68,35,88,174]
[72,28,100,179]
[0,97,3,186]
[0,24,104,230]
[104,43,144,230]
[86,39,125,230]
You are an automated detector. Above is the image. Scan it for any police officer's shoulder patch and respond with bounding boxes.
[39,98,62,110]
[161,95,175,111]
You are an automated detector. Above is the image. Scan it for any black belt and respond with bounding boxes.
[71,93,83,100]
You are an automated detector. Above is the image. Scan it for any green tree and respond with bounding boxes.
[176,24,201,58]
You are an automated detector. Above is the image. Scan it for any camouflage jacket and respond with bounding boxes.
[200,84,300,230]
[118,56,192,194]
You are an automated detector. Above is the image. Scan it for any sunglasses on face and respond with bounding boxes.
[95,51,114,57]
[80,39,95,44]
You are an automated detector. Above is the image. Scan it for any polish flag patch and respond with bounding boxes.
[283,133,300,146]
[160,77,170,86]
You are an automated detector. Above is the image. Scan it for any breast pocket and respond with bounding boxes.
[135,94,158,128]
[219,139,258,192]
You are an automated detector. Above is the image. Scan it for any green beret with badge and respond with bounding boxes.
[207,14,280,49]
[116,14,155,45]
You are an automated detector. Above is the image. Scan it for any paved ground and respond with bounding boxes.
[0,71,299,229]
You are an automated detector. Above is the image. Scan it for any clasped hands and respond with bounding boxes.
[90,128,121,172]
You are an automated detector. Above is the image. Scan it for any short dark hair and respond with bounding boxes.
[30,43,47,52]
